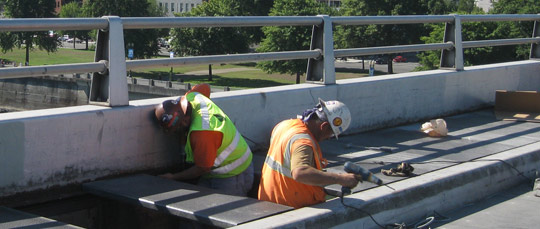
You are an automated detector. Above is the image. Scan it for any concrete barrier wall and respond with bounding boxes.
[0,77,90,110]
[0,60,539,198]
[0,76,235,110]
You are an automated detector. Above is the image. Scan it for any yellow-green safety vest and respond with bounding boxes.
[184,92,253,179]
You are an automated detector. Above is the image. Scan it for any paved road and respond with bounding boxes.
[62,44,421,74]
[60,40,94,49]
[335,58,420,74]
[184,67,253,75]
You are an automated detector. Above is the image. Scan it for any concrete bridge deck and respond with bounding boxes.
[237,108,540,228]
[2,60,540,228]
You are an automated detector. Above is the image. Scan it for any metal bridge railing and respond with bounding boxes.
[0,14,539,107]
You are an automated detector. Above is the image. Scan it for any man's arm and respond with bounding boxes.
[290,144,359,188]
[292,166,359,188]
[160,165,207,180]
[161,130,222,180]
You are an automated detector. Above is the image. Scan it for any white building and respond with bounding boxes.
[157,0,204,16]
[475,0,495,12]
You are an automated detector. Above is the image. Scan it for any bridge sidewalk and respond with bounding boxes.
[237,108,540,228]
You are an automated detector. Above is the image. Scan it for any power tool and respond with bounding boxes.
[341,161,383,195]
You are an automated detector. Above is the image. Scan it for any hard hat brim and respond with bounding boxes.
[319,98,341,139]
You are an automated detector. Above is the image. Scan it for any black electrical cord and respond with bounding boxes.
[339,191,453,229]
[338,192,389,229]
[336,157,529,229]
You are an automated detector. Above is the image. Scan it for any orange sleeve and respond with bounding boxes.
[189,130,223,170]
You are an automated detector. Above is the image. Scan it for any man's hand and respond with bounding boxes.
[339,173,360,188]
[158,166,207,181]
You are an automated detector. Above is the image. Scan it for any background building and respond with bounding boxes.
[157,0,204,16]
[476,0,495,12]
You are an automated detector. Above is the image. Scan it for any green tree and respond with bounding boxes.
[84,0,166,58]
[235,0,275,43]
[490,0,540,61]
[425,0,478,15]
[1,0,60,65]
[170,0,255,81]
[59,2,92,50]
[335,0,429,74]
[256,0,333,83]
[416,0,538,71]
[417,8,497,71]
[426,0,456,15]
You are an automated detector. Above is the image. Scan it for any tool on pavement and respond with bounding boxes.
[341,161,383,195]
[381,162,415,177]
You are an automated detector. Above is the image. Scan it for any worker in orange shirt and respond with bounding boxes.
[155,83,253,196]
[258,99,359,208]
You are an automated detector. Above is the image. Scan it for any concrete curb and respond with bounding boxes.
[234,142,540,228]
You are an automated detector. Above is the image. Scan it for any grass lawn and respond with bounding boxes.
[1,48,95,65]
[2,48,369,88]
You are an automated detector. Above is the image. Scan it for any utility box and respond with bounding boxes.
[494,90,540,122]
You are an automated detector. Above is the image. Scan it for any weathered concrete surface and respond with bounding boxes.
[0,77,89,110]
[0,75,232,110]
[233,110,540,228]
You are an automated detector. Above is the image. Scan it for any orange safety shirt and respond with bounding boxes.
[189,131,223,170]
[258,119,327,209]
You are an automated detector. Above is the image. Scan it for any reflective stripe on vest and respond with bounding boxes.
[264,133,317,178]
[214,129,241,167]
[211,146,252,175]
[195,94,211,130]
[264,156,292,178]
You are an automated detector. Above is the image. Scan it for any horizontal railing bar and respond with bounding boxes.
[462,37,540,48]
[334,43,454,57]
[332,15,454,25]
[0,18,108,32]
[126,50,321,70]
[0,62,107,79]
[2,15,538,32]
[122,16,323,29]
[460,14,540,22]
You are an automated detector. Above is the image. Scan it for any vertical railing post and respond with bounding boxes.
[89,16,129,107]
[530,15,539,59]
[306,15,336,84]
[440,14,464,71]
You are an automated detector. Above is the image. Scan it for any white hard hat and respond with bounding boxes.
[318,98,351,139]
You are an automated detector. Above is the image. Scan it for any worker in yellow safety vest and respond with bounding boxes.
[258,99,359,208]
[154,83,253,196]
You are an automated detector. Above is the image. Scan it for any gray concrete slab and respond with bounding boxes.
[322,109,540,196]
[430,182,540,229]
[83,174,292,228]
[0,206,82,228]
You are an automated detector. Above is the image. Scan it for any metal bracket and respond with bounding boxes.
[89,16,129,107]
[306,15,336,84]
[440,14,464,71]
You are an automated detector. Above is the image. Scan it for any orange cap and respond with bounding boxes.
[186,83,211,98]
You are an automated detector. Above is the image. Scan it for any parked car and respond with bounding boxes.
[393,55,407,62]
[158,38,170,48]
[58,36,69,42]
[374,56,388,64]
